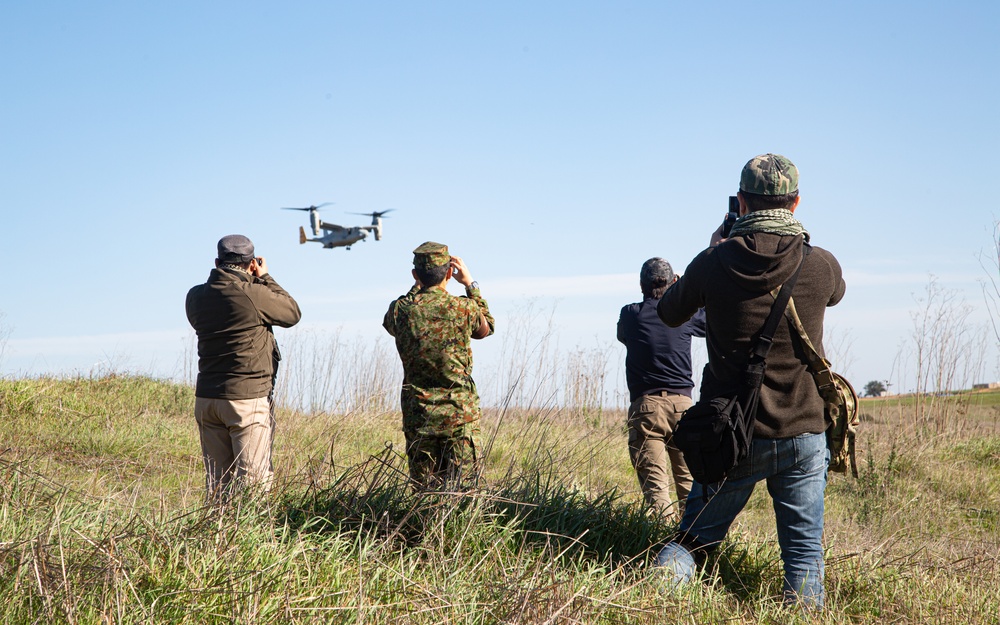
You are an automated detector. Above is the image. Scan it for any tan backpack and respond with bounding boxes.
[785,299,860,476]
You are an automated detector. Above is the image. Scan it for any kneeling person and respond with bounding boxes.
[383,242,495,489]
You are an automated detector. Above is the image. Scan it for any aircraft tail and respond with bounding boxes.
[299,226,307,244]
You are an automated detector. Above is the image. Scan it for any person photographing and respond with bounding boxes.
[185,234,301,500]
[383,242,495,490]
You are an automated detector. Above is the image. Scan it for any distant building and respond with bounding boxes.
[972,382,1000,390]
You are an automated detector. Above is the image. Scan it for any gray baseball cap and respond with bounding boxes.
[217,234,255,263]
[640,257,674,285]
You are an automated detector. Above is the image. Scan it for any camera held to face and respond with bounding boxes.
[722,195,740,238]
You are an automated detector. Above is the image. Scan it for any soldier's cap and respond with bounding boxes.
[217,234,256,263]
[740,153,798,196]
[640,257,674,286]
[412,241,450,270]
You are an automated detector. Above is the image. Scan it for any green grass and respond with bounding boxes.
[861,386,1000,408]
[1,375,999,623]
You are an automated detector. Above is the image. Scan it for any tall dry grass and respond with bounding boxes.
[277,328,400,416]
[1,372,999,623]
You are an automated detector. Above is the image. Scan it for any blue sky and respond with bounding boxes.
[2,1,998,398]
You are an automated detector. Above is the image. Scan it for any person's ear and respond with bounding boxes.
[789,195,801,213]
[737,192,749,216]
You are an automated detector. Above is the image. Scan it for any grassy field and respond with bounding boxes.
[1,375,998,624]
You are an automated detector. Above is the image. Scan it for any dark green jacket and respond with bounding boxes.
[186,267,301,400]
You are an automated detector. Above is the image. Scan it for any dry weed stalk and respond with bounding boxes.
[907,277,987,433]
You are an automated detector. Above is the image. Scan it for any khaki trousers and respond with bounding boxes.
[194,396,275,500]
[627,392,693,517]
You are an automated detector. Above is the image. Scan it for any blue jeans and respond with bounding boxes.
[657,432,829,608]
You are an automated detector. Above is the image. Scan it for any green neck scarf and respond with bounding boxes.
[728,208,810,243]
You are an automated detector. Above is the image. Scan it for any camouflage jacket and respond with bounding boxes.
[383,284,495,435]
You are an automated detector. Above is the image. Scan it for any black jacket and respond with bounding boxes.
[658,233,845,438]
[618,298,706,402]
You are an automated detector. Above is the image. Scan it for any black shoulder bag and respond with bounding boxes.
[672,256,805,486]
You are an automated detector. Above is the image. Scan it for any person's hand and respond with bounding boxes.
[251,256,268,277]
[709,223,725,247]
[450,255,474,287]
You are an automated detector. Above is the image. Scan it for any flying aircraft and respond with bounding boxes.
[282,205,393,250]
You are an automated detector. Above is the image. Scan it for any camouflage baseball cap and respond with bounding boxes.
[217,234,255,263]
[413,241,450,270]
[740,153,798,196]
[640,257,674,286]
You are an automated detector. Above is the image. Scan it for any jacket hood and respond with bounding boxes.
[714,233,805,292]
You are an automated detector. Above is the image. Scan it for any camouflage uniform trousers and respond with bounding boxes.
[627,391,693,518]
[403,421,481,491]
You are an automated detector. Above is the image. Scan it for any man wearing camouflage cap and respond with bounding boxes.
[655,154,846,608]
[186,234,301,500]
[383,241,495,489]
[617,258,705,519]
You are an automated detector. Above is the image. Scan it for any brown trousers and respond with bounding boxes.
[627,392,693,517]
[194,396,275,500]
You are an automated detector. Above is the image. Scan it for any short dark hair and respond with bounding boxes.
[741,189,799,212]
[641,280,670,300]
[415,262,449,286]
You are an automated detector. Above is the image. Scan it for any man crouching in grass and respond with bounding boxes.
[383,242,495,491]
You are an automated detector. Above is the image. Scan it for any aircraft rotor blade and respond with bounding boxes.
[348,209,394,218]
[281,202,334,211]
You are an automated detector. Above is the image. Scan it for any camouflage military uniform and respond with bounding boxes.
[383,242,495,489]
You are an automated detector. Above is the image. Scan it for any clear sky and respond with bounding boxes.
[3,1,998,400]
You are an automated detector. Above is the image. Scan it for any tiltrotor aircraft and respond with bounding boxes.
[281,204,392,250]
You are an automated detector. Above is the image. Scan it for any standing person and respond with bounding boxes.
[185,234,302,500]
[655,154,846,608]
[617,258,706,519]
[383,242,495,490]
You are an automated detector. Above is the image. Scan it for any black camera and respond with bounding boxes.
[721,195,740,238]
